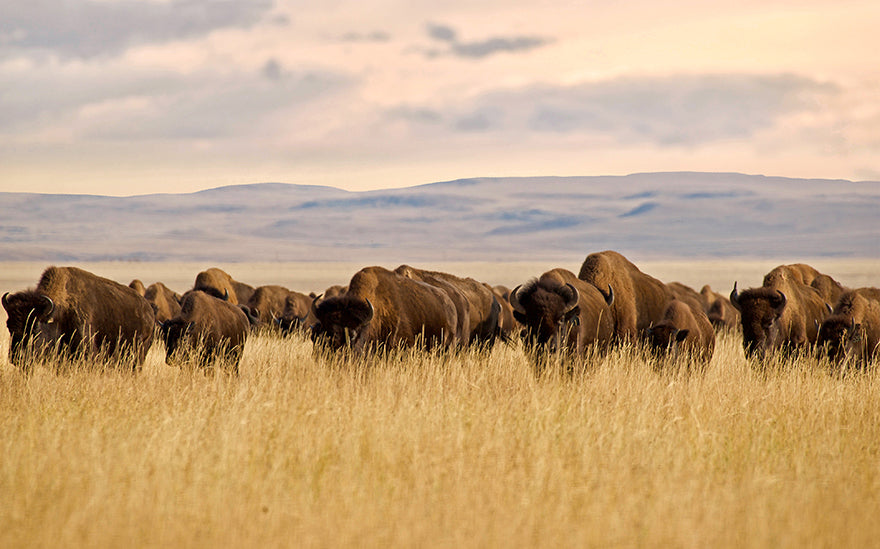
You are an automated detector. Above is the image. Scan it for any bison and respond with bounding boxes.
[644,299,715,371]
[395,265,500,348]
[508,268,614,369]
[144,282,182,324]
[699,285,740,331]
[2,266,155,372]
[487,284,521,343]
[160,290,250,374]
[817,288,880,369]
[577,250,671,341]
[192,267,255,305]
[276,290,318,335]
[730,264,830,360]
[311,266,458,354]
[244,285,295,330]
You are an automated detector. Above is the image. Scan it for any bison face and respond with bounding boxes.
[644,323,689,359]
[2,292,58,368]
[509,284,579,356]
[311,297,374,352]
[817,317,857,364]
[160,319,194,365]
[732,287,786,360]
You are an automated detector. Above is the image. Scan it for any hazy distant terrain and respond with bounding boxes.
[1,172,877,262]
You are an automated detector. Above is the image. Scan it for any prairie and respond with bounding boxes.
[1,260,879,548]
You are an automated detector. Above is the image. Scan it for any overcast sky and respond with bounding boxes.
[2,0,878,195]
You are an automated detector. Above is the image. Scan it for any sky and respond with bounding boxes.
[1,0,879,196]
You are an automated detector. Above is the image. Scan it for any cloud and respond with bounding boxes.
[424,22,550,59]
[339,31,391,43]
[394,73,839,146]
[0,59,355,141]
[1,0,276,59]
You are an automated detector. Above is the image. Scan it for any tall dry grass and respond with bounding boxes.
[2,324,880,548]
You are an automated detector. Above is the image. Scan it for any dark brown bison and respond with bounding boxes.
[508,268,614,367]
[192,267,255,305]
[699,285,740,331]
[817,288,880,369]
[129,279,146,296]
[311,266,458,354]
[577,250,671,341]
[2,266,155,372]
[731,264,830,360]
[644,299,715,370]
[144,282,182,324]
[395,265,500,347]
[160,290,250,374]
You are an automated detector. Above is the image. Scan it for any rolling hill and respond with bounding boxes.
[1,172,877,262]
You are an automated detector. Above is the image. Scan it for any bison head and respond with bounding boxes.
[159,319,194,365]
[817,316,860,365]
[310,295,374,352]
[730,283,787,360]
[644,322,690,357]
[2,291,58,369]
[509,280,580,355]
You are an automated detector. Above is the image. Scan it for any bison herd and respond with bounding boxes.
[2,251,879,375]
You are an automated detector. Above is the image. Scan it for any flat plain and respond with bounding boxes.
[1,260,879,548]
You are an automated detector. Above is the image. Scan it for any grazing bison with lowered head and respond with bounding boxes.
[2,266,155,372]
[730,264,830,360]
[577,250,672,341]
[160,290,250,375]
[144,282,182,324]
[311,266,458,354]
[276,290,317,335]
[245,285,295,330]
[699,285,740,331]
[508,268,614,369]
[817,288,880,369]
[644,299,715,371]
[395,265,501,348]
[487,284,521,343]
[192,267,255,305]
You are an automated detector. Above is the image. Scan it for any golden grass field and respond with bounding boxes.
[1,260,880,548]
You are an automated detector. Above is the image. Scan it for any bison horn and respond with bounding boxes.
[508,285,527,315]
[1,292,9,311]
[604,284,614,306]
[774,291,787,313]
[41,295,55,318]
[729,282,741,311]
[310,293,323,317]
[364,298,375,323]
[825,303,833,315]
[222,289,229,301]
[563,283,580,313]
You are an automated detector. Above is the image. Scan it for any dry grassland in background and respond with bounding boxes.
[1,261,879,547]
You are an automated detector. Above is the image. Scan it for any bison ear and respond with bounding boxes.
[675,329,690,342]
[563,305,580,324]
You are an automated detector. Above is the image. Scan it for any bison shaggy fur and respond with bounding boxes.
[817,288,880,369]
[2,266,155,372]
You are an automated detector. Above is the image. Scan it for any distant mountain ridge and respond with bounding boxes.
[1,172,877,262]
